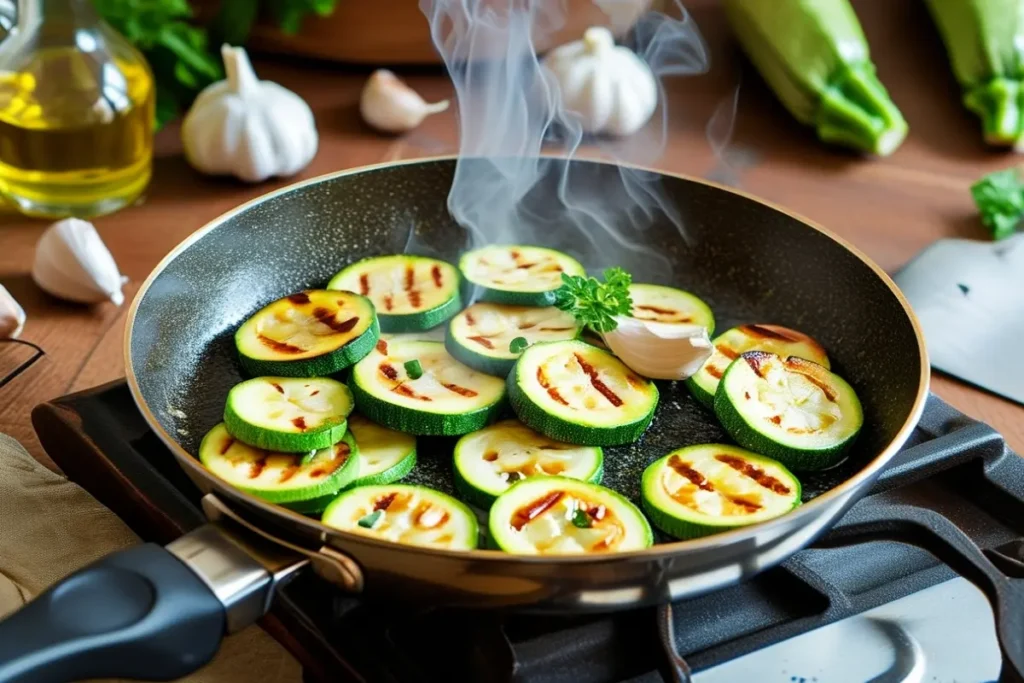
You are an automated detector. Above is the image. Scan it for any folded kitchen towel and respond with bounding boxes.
[0,433,303,683]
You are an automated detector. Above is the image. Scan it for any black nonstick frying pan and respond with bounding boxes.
[1,156,1022,683]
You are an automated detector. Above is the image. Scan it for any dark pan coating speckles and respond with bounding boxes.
[128,158,923,535]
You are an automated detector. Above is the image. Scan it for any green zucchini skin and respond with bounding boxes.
[345,415,418,489]
[377,296,464,334]
[446,335,517,378]
[351,379,505,436]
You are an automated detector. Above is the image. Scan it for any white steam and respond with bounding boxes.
[417,0,710,282]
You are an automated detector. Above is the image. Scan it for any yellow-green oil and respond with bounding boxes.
[0,46,154,218]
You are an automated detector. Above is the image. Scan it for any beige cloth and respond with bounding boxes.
[0,433,302,683]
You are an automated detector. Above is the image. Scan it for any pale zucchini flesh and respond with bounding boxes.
[453,419,603,509]
[346,414,417,488]
[322,484,479,550]
[458,245,586,306]
[234,290,379,377]
[446,303,581,376]
[628,283,716,335]
[488,476,652,555]
[641,444,801,540]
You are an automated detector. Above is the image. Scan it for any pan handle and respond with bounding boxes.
[819,503,1024,682]
[0,523,286,683]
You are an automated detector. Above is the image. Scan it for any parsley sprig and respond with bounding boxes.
[971,167,1024,240]
[553,267,633,333]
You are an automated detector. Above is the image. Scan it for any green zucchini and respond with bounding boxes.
[327,255,462,332]
[629,283,715,335]
[458,245,586,306]
[350,339,506,435]
[199,423,358,506]
[925,0,1024,147]
[452,419,603,509]
[346,414,417,488]
[723,0,907,156]
[235,290,379,378]
[714,351,863,471]
[641,444,801,540]
[223,376,353,452]
[686,324,830,409]
[507,339,658,446]
[445,303,582,377]
[488,476,653,554]
[321,484,479,550]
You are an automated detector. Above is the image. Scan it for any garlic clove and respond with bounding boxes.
[0,285,25,339]
[360,69,450,134]
[31,218,127,306]
[601,316,713,380]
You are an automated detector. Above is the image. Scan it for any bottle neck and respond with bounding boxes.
[17,0,97,29]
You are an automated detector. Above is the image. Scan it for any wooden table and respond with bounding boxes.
[1,0,1022,470]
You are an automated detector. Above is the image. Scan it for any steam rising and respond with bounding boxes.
[417,0,710,282]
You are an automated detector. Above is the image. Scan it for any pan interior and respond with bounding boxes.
[129,157,923,534]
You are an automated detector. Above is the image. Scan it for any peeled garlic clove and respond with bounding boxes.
[601,316,713,380]
[0,285,25,338]
[360,69,450,134]
[31,218,128,306]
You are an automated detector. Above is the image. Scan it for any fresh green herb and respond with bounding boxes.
[357,510,383,529]
[509,336,529,354]
[971,167,1024,240]
[571,507,591,529]
[553,267,633,333]
[404,360,423,379]
[506,471,523,483]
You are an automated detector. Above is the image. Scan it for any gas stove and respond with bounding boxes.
[31,383,1022,683]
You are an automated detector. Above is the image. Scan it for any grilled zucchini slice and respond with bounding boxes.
[458,245,585,306]
[223,376,353,452]
[508,339,658,446]
[235,290,379,378]
[322,484,479,550]
[327,255,462,332]
[715,351,863,471]
[200,424,359,507]
[628,284,715,334]
[489,476,652,554]
[346,414,417,488]
[641,444,801,540]
[687,324,829,409]
[446,303,581,377]
[453,419,603,509]
[350,339,506,435]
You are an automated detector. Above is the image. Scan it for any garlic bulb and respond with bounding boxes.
[182,45,318,183]
[601,316,713,380]
[32,218,128,305]
[360,70,450,134]
[0,285,24,338]
[542,26,658,136]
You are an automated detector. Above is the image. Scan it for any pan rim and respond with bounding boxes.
[123,153,930,564]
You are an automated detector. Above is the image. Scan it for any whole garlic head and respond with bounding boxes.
[360,70,450,134]
[32,218,128,305]
[182,45,318,183]
[601,316,712,380]
[542,26,658,136]
[0,285,25,338]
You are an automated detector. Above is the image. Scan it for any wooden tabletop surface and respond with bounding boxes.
[1,0,1022,470]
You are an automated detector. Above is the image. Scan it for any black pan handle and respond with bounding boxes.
[820,503,1024,682]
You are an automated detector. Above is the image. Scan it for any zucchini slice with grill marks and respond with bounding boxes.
[508,339,658,446]
[446,303,582,377]
[687,324,829,409]
[489,476,652,555]
[327,255,462,333]
[458,245,586,306]
[200,424,359,507]
[351,339,506,435]
[714,351,863,471]
[641,444,801,540]
[322,484,479,550]
[629,284,716,335]
[453,419,603,509]
[346,414,417,488]
[224,376,353,452]
[235,290,379,378]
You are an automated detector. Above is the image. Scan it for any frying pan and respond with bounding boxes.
[1,156,1021,683]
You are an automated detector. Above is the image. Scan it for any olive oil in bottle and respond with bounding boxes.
[0,0,154,218]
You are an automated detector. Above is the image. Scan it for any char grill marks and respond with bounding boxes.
[537,367,568,405]
[667,455,763,512]
[715,454,791,495]
[511,490,565,530]
[259,335,304,354]
[573,354,623,407]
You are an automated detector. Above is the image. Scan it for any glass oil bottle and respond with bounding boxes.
[0,0,154,218]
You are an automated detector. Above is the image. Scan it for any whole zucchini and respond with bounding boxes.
[723,0,907,156]
[924,0,1024,148]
